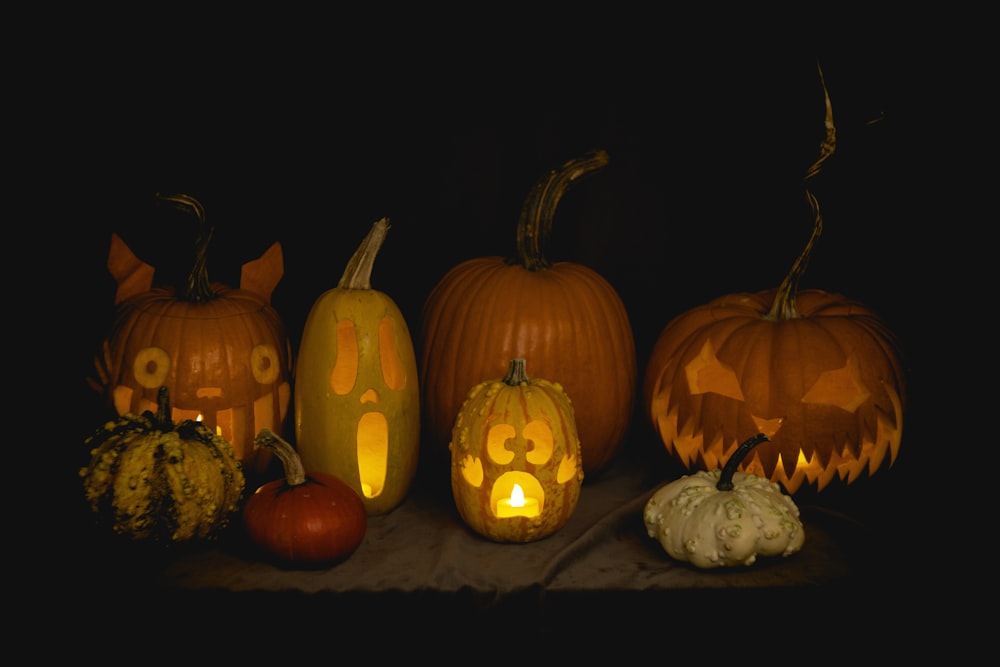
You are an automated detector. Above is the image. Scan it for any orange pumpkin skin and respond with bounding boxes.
[421,257,635,476]
[90,196,293,478]
[420,151,636,476]
[643,288,906,494]
[96,279,293,475]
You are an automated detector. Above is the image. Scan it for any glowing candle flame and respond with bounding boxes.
[495,483,540,518]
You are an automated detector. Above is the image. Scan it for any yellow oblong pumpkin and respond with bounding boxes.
[294,218,420,515]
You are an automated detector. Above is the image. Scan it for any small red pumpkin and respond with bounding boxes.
[242,429,367,567]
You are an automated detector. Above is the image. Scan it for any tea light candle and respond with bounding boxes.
[495,483,540,518]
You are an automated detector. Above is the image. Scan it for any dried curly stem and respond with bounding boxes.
[156,192,218,303]
[766,61,836,321]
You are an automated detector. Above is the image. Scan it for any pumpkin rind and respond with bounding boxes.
[644,432,804,568]
[451,358,583,543]
[643,468,805,568]
[643,68,905,494]
[90,195,293,477]
[294,219,420,516]
[80,386,245,542]
[421,150,636,476]
[643,288,906,494]
[243,429,367,566]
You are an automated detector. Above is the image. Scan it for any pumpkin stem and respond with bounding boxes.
[512,149,610,271]
[153,385,175,430]
[339,218,389,290]
[502,358,529,386]
[155,192,218,303]
[254,428,307,487]
[716,433,769,491]
[766,60,836,322]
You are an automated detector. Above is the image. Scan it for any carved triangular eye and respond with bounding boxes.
[801,354,870,412]
[685,339,744,400]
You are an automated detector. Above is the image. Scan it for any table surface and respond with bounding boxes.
[65,436,913,623]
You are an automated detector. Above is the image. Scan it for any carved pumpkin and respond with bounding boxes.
[294,218,420,516]
[451,358,582,543]
[642,66,906,494]
[421,150,636,477]
[89,194,293,477]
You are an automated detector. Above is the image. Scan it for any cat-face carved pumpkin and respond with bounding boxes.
[90,203,293,477]
[451,359,582,543]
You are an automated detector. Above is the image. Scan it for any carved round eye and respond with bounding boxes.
[132,346,170,388]
[251,343,281,385]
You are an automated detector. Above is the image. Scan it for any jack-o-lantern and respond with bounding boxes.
[642,65,906,495]
[421,150,636,477]
[294,218,420,516]
[451,358,582,543]
[89,193,293,477]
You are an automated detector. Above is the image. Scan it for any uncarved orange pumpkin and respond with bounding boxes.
[642,66,906,494]
[420,150,636,477]
[89,194,293,477]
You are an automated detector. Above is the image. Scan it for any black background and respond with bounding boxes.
[33,19,953,585]
[19,10,978,644]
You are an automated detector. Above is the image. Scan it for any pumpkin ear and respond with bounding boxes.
[107,232,155,304]
[240,241,283,302]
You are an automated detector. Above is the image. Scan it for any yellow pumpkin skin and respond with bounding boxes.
[643,288,906,495]
[80,387,245,542]
[451,359,583,543]
[294,219,419,516]
[421,151,636,477]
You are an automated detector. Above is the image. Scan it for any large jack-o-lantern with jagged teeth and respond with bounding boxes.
[642,65,906,495]
[89,193,293,477]
[451,358,582,543]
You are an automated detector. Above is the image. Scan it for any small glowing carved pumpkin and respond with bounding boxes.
[89,194,293,477]
[295,218,420,516]
[451,358,583,543]
[642,67,906,494]
[421,150,636,477]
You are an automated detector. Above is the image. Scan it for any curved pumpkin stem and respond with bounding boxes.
[254,428,307,487]
[502,358,529,386]
[766,61,836,321]
[512,149,610,271]
[717,433,769,491]
[155,192,218,303]
[339,217,389,290]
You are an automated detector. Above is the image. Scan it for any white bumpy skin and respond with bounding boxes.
[644,469,805,569]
